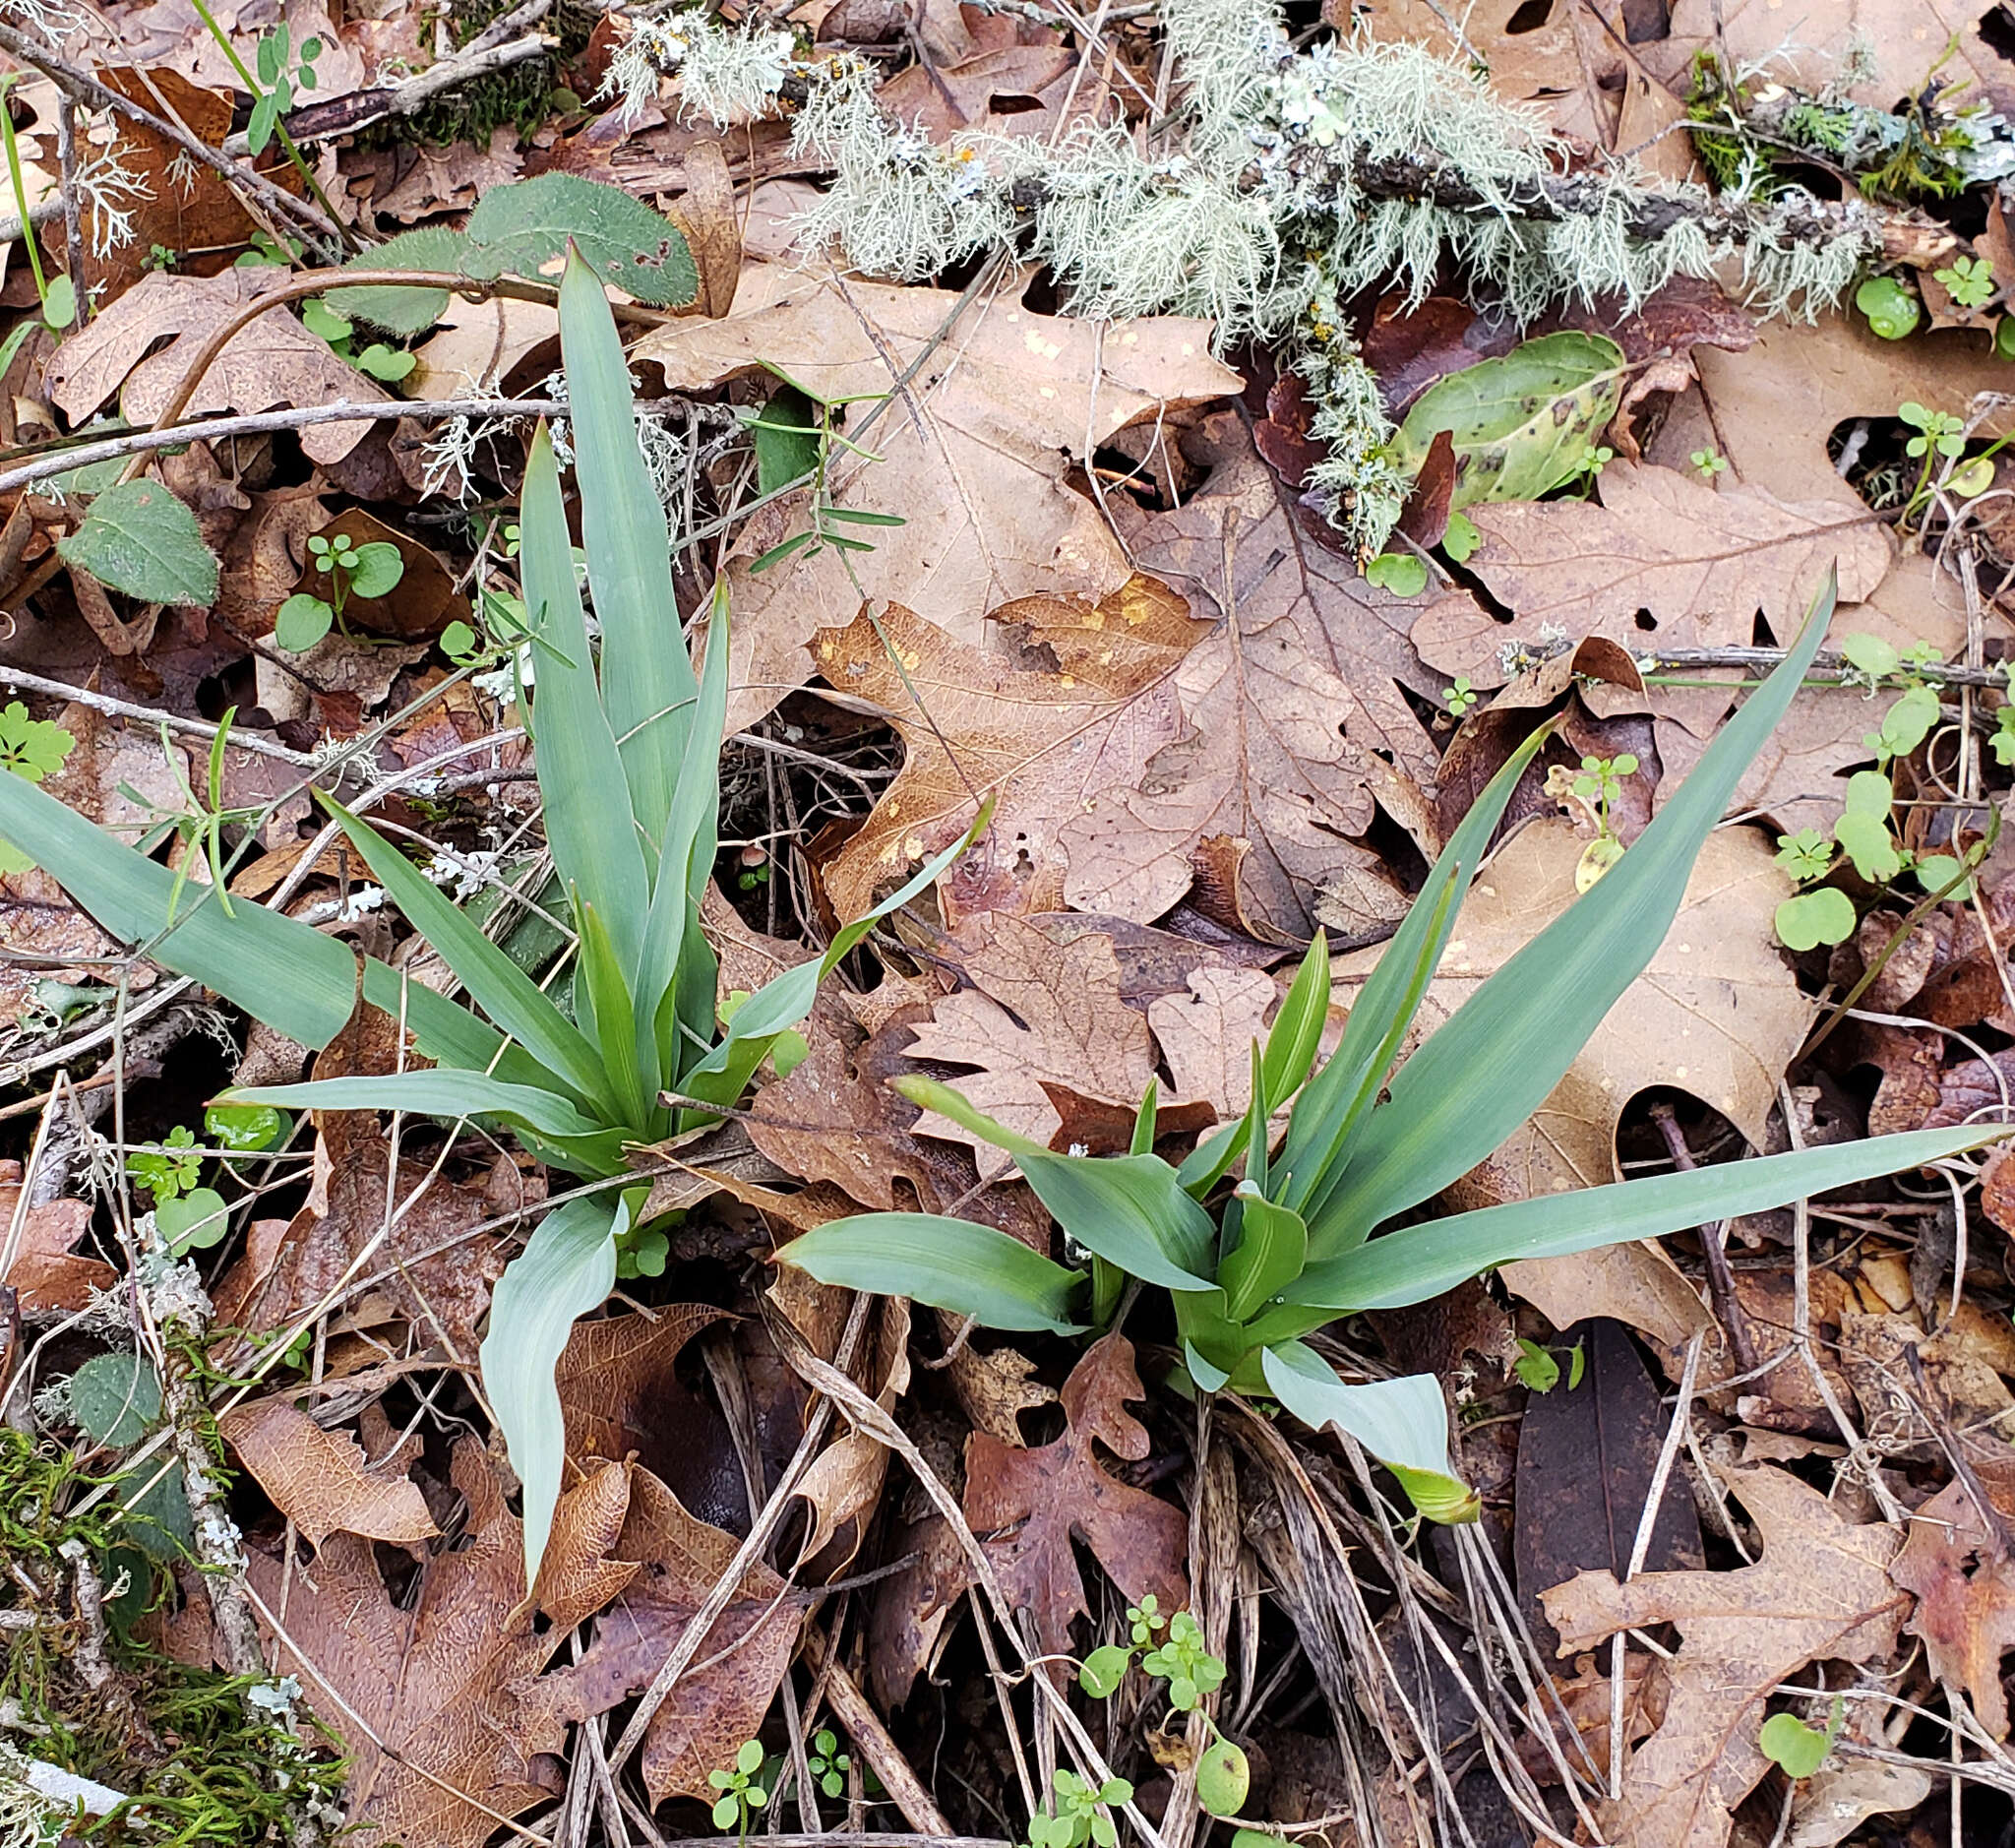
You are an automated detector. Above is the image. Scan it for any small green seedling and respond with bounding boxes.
[709,1740,769,1838]
[1512,1336,1585,1393]
[1936,255,1996,308]
[276,530,406,652]
[247,21,322,155]
[1444,676,1478,717]
[1365,551,1427,596]
[1030,1769,1133,1848]
[807,1728,851,1799]
[1689,447,1728,480]
[301,296,415,383]
[1547,752,1636,891]
[129,1126,201,1203]
[1440,510,1480,562]
[1758,1696,1843,1779]
[1857,275,1922,339]
[0,701,76,874]
[1562,441,1614,492]
[742,363,906,572]
[205,1100,285,1153]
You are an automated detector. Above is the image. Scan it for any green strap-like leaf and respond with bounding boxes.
[1279,723,1553,1223]
[558,249,695,853]
[896,1076,1218,1290]
[1272,1122,2003,1325]
[777,1211,1088,1333]
[1261,933,1330,1103]
[226,1071,628,1174]
[575,896,656,1131]
[320,796,619,1120]
[0,766,356,1049]
[1305,571,1840,1255]
[1260,1343,1478,1523]
[481,1192,621,1586]
[1217,1186,1308,1322]
[520,421,651,980]
[360,961,549,1090]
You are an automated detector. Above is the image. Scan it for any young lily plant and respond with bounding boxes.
[781,574,2006,1519]
[0,247,973,1579]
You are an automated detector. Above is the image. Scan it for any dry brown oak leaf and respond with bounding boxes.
[811,575,1207,925]
[43,269,391,466]
[1334,819,1810,1208]
[506,1461,805,1805]
[1091,412,1439,942]
[1890,1457,2015,1737]
[634,263,1240,733]
[217,1397,436,1551]
[248,1440,637,1848]
[1543,1465,1910,1848]
[903,910,1158,1179]
[963,1330,1190,1662]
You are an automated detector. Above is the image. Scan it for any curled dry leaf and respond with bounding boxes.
[249,1442,636,1848]
[962,1330,1190,1663]
[810,577,1204,924]
[636,265,1240,733]
[1542,1465,1909,1848]
[44,271,391,467]
[1890,1459,2015,1738]
[0,1163,112,1315]
[217,1397,437,1551]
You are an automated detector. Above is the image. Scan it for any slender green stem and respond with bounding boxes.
[0,79,50,313]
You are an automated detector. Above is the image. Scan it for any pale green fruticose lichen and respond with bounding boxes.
[616,0,1887,554]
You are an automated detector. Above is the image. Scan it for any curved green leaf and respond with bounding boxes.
[1307,571,1839,1255]
[481,1192,620,1585]
[778,1211,1087,1333]
[1217,1186,1307,1322]
[58,479,219,607]
[470,176,698,309]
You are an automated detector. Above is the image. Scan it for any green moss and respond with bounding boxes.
[360,0,595,149]
[0,1431,350,1847]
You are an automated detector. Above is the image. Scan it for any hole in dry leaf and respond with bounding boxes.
[1502,0,1555,32]
[1979,3,2015,62]
[1633,607,1657,633]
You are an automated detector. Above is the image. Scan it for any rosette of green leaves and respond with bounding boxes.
[0,245,980,1581]
[779,570,2008,1521]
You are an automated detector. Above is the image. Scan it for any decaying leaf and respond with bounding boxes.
[962,1331,1189,1662]
[0,1167,112,1314]
[1890,1457,2015,1737]
[1543,1466,1909,1848]
[810,578,1204,923]
[636,264,1240,733]
[217,1397,437,1551]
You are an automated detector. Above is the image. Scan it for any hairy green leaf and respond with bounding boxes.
[58,480,220,607]
[468,175,698,309]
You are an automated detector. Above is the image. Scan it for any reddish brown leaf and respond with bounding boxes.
[218,1397,437,1551]
[0,1163,111,1314]
[1891,1460,2015,1737]
[962,1331,1189,1662]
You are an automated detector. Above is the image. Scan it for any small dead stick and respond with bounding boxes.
[1647,1101,1759,1374]
[800,1623,954,1837]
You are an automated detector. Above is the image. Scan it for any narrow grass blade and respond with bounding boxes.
[1279,1121,2001,1318]
[481,1192,620,1584]
[778,1212,1088,1332]
[1279,723,1553,1222]
[321,796,618,1119]
[559,249,695,849]
[1306,571,1839,1255]
[1261,933,1330,1102]
[1261,1343,1478,1523]
[0,766,355,1049]
[519,421,650,977]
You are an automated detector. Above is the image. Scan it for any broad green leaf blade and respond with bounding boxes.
[0,767,355,1049]
[1260,1343,1478,1523]
[576,896,655,1128]
[1217,1186,1308,1322]
[326,225,464,333]
[468,175,698,308]
[1280,1123,2004,1318]
[320,796,619,1118]
[778,1212,1088,1333]
[896,1076,1218,1289]
[360,960,550,1089]
[558,250,696,850]
[226,1071,627,1173]
[1261,933,1329,1103]
[58,480,220,607]
[519,421,651,977]
[1393,333,1624,510]
[481,1192,620,1585]
[641,582,730,1070]
[1280,724,1553,1217]
[1307,572,1838,1256]
[752,385,820,493]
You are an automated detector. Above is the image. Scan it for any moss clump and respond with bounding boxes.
[0,1431,348,1847]
[361,0,599,149]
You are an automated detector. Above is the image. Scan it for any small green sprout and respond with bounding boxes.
[276,529,405,651]
[1900,401,1966,462]
[0,700,75,873]
[1773,830,1834,883]
[1444,676,1478,716]
[1512,1336,1585,1393]
[1993,704,2015,768]
[1759,1696,1843,1779]
[1141,1609,1227,1711]
[128,1126,201,1203]
[1936,255,1996,308]
[807,1729,851,1799]
[1439,510,1480,562]
[1029,1769,1133,1848]
[710,1740,769,1838]
[1856,275,1922,339]
[1689,447,1728,480]
[1365,550,1428,596]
